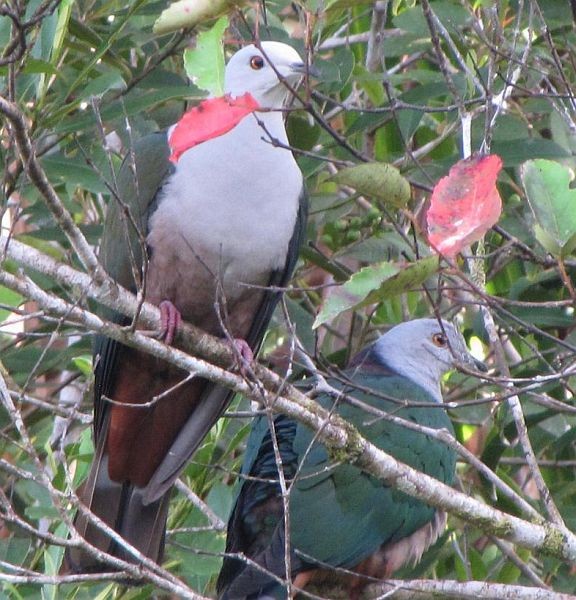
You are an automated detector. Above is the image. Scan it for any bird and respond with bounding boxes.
[65,41,309,573]
[217,318,486,599]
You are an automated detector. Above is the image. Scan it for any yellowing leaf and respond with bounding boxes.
[330,162,411,208]
[153,0,246,35]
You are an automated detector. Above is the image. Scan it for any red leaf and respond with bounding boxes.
[168,93,260,163]
[426,154,503,257]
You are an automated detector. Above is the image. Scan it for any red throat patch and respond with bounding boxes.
[168,93,261,163]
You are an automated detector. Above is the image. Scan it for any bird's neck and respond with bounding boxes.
[400,366,443,403]
[171,107,294,179]
[244,109,289,146]
[149,104,301,282]
[370,349,444,403]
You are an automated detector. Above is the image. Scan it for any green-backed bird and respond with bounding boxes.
[217,318,485,599]
[66,42,309,572]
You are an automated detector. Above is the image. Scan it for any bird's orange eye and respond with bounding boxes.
[250,55,265,70]
[432,333,448,347]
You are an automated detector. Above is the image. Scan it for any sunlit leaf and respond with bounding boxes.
[183,16,227,96]
[314,263,398,328]
[313,256,438,328]
[71,356,93,377]
[0,286,24,323]
[357,255,439,307]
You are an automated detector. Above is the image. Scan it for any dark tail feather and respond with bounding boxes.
[64,441,171,573]
[218,525,303,600]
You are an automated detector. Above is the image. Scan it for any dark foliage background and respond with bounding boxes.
[1,1,576,598]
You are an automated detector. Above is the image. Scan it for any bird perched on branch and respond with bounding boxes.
[66,41,309,572]
[217,318,485,599]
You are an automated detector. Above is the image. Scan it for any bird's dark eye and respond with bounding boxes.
[250,55,265,70]
[432,333,448,347]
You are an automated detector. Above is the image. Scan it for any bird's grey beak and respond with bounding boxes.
[456,347,488,374]
[460,352,488,373]
[473,357,489,372]
[290,62,320,78]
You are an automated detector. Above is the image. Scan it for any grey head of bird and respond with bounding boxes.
[367,318,485,403]
[224,41,307,109]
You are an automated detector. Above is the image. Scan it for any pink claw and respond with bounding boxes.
[232,338,253,363]
[159,300,182,345]
[231,338,254,374]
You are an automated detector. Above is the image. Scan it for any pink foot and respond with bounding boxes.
[230,338,254,373]
[159,300,182,345]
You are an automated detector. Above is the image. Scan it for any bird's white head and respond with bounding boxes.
[224,42,307,109]
[371,318,485,402]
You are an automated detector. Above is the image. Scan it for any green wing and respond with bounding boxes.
[218,371,456,598]
[100,132,172,294]
[93,132,172,440]
[290,374,455,567]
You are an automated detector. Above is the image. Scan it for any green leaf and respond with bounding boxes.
[287,115,320,151]
[520,159,576,257]
[314,262,398,328]
[183,17,228,96]
[326,0,374,9]
[316,47,355,95]
[0,286,24,323]
[41,155,108,194]
[393,1,473,37]
[13,235,66,260]
[492,138,569,166]
[51,0,73,67]
[313,256,439,327]
[71,355,93,377]
[330,163,411,208]
[508,306,575,328]
[357,255,440,308]
[0,537,31,567]
[468,547,489,580]
[80,70,126,99]
[53,86,196,134]
[22,58,59,76]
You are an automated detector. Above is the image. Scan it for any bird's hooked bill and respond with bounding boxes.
[473,357,489,372]
[291,61,320,78]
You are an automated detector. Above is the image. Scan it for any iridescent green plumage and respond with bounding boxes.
[218,319,483,599]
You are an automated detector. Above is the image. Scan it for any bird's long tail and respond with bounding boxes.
[218,524,302,600]
[64,436,171,574]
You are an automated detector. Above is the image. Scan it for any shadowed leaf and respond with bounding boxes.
[520,159,576,257]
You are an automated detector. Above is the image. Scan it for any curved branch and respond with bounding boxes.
[1,237,576,567]
[0,97,102,278]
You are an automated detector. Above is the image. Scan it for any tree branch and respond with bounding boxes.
[0,96,103,278]
[2,237,576,567]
